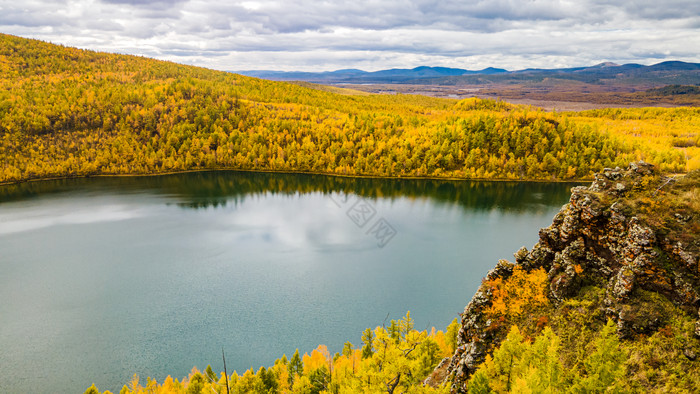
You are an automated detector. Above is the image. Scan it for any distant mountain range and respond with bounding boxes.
[237,65,507,83]
[236,61,700,85]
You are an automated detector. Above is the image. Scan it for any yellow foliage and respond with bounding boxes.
[1,33,696,185]
[100,312,453,394]
[687,154,700,172]
[302,345,331,375]
[484,264,549,319]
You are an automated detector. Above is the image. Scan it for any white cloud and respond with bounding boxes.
[0,0,698,71]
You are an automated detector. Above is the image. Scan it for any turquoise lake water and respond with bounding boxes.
[0,172,576,393]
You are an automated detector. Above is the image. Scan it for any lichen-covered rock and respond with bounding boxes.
[548,239,586,301]
[613,267,635,301]
[629,160,655,175]
[442,260,515,391]
[435,162,700,392]
[673,242,698,271]
[514,246,529,264]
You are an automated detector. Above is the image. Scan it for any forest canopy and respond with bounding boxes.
[1,33,698,184]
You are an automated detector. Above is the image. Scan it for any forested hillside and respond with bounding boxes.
[0,33,696,184]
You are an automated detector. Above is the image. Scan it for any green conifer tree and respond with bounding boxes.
[288,349,303,385]
[361,328,375,359]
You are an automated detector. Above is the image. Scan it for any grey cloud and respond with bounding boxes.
[188,0,571,35]
[84,19,125,32]
[100,0,186,7]
[160,49,229,57]
[589,0,700,20]
[0,12,58,28]
[417,0,576,22]
[0,2,67,27]
[1,0,698,71]
[136,9,184,19]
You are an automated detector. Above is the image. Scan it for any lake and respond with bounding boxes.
[0,171,577,393]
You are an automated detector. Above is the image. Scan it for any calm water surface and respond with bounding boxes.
[0,172,577,393]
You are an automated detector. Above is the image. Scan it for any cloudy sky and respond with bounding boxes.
[1,0,699,72]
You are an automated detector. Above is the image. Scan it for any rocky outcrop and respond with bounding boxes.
[436,163,700,392]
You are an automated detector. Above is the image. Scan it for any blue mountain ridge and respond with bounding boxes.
[234,61,700,84]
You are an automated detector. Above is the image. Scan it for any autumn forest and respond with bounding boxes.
[1,33,698,186]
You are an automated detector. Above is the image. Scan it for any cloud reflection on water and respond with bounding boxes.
[0,199,146,235]
[188,191,378,252]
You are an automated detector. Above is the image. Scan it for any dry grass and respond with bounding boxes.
[681,187,700,211]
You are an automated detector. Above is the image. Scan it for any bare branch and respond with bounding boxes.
[386,372,401,394]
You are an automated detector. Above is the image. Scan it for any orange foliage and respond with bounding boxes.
[484,263,549,319]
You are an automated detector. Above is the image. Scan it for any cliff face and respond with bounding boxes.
[433,163,700,392]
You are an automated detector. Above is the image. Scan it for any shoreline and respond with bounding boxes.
[0,167,595,187]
